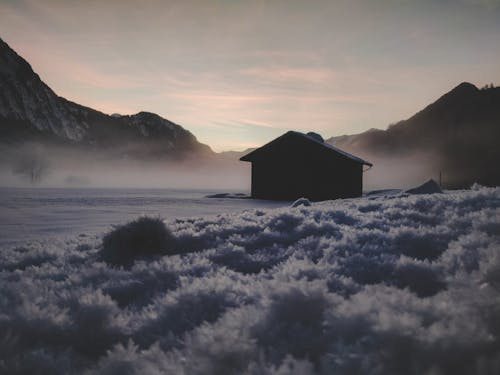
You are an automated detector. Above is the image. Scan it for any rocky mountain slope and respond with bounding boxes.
[327,82,500,188]
[0,37,212,160]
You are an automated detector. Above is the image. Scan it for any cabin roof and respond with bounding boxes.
[240,131,373,166]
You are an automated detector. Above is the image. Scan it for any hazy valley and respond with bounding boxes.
[2,37,500,190]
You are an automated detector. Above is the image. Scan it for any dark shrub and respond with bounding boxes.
[100,217,176,266]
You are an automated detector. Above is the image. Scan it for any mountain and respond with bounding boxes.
[0,37,213,160]
[327,82,500,188]
[217,147,256,161]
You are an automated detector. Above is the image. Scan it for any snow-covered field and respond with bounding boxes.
[1,186,500,374]
[0,188,286,247]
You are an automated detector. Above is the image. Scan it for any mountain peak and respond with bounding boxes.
[0,37,38,80]
[450,82,478,93]
[420,81,481,115]
[134,111,162,119]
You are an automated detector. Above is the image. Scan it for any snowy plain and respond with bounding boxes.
[0,188,286,247]
[1,185,500,374]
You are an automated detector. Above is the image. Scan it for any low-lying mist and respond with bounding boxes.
[361,151,442,191]
[0,141,452,192]
[0,143,250,190]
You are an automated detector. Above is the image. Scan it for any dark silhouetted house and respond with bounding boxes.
[240,131,372,201]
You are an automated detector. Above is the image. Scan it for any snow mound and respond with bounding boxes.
[1,186,500,374]
[306,131,325,143]
[100,216,177,266]
[291,197,311,207]
[406,179,443,195]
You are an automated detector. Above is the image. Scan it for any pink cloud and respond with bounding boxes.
[240,66,336,85]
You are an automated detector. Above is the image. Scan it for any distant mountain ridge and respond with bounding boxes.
[2,37,499,188]
[327,82,500,188]
[0,37,213,160]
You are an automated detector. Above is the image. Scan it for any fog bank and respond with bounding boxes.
[0,143,250,190]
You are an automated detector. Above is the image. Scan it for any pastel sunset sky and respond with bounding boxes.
[1,0,499,151]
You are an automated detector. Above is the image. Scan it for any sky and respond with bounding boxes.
[1,0,499,151]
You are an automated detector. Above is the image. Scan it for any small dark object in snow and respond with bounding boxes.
[291,197,311,207]
[405,179,443,195]
[100,216,176,266]
[205,193,250,199]
[366,189,402,197]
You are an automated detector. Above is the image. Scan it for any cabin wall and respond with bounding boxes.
[251,158,311,200]
[251,152,363,201]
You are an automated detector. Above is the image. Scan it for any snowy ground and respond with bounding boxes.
[1,185,500,374]
[0,188,286,247]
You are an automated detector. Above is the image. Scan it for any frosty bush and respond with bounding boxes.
[100,216,176,266]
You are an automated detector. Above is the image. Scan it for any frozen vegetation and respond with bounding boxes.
[1,185,500,374]
[100,217,177,267]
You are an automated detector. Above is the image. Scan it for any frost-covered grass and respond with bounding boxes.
[1,186,500,374]
[100,216,177,267]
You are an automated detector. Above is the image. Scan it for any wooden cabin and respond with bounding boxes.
[240,131,372,201]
